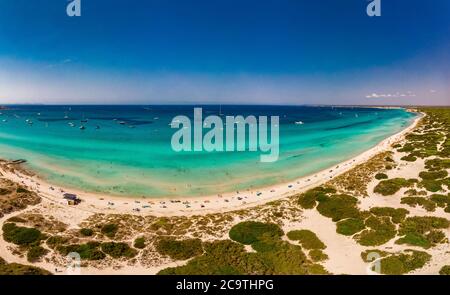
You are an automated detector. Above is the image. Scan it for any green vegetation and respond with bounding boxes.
[373,178,417,196]
[378,250,431,275]
[360,249,389,261]
[429,194,450,208]
[158,239,326,275]
[0,257,51,275]
[2,223,44,246]
[369,207,409,224]
[355,216,396,246]
[316,194,360,222]
[57,242,106,260]
[400,155,417,162]
[297,187,336,209]
[425,158,450,171]
[46,235,69,249]
[79,228,94,237]
[101,223,118,238]
[419,170,448,180]
[395,216,449,248]
[158,222,327,275]
[16,187,30,194]
[156,238,203,260]
[375,173,388,180]
[286,230,325,250]
[27,246,48,262]
[401,197,436,212]
[101,242,137,258]
[336,218,365,236]
[229,221,283,245]
[439,265,450,275]
[308,249,328,262]
[133,237,146,249]
[419,179,443,192]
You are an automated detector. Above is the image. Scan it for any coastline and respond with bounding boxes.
[0,110,424,217]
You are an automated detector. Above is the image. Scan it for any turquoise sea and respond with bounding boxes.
[0,105,415,197]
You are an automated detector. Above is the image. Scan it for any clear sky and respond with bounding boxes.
[0,0,449,105]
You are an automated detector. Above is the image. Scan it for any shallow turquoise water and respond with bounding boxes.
[0,105,415,197]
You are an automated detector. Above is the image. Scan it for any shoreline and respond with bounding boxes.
[0,110,423,217]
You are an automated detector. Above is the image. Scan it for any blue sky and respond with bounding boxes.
[0,0,449,105]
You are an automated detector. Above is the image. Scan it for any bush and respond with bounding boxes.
[395,232,431,249]
[2,223,43,246]
[156,238,203,260]
[0,258,51,275]
[27,246,48,262]
[308,249,328,262]
[439,265,450,275]
[401,197,436,212]
[316,194,360,222]
[369,207,409,223]
[419,170,448,180]
[374,178,416,196]
[57,242,105,260]
[379,250,431,275]
[419,179,443,192]
[46,235,69,249]
[395,216,449,248]
[336,218,365,236]
[297,187,336,209]
[79,228,94,237]
[375,173,388,180]
[134,237,146,249]
[101,242,137,258]
[286,230,325,250]
[400,155,417,162]
[101,223,118,238]
[429,194,450,208]
[229,221,283,245]
[355,216,396,246]
[16,187,30,194]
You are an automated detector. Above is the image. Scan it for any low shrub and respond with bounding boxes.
[0,258,51,275]
[439,265,450,275]
[401,197,436,212]
[379,250,431,275]
[229,221,283,245]
[2,223,43,246]
[156,238,203,260]
[101,242,137,258]
[134,237,146,249]
[336,218,365,236]
[101,223,118,238]
[79,228,94,237]
[286,230,325,250]
[374,178,417,196]
[308,249,328,262]
[355,216,396,246]
[375,173,388,180]
[57,242,105,260]
[369,207,409,223]
[400,155,417,162]
[297,187,336,209]
[27,246,48,262]
[316,194,360,222]
[419,170,448,180]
